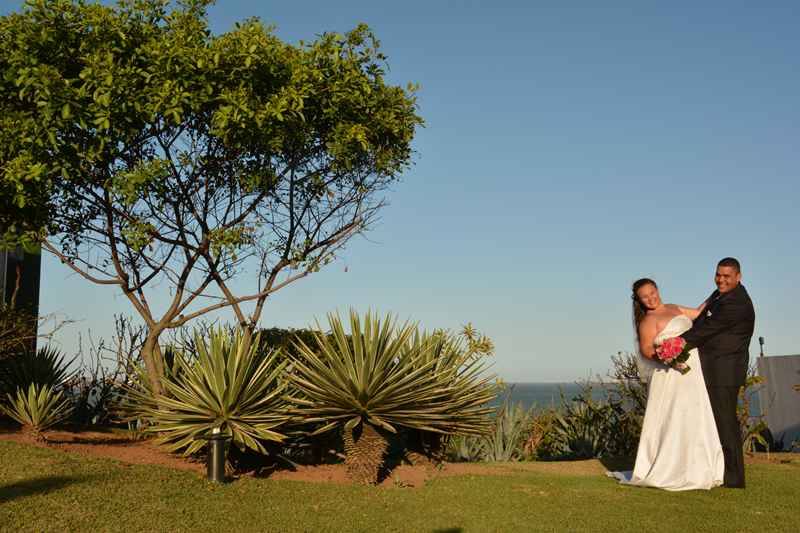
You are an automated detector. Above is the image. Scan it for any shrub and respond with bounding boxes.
[607,352,647,424]
[536,353,647,460]
[444,389,534,463]
[0,345,74,395]
[67,363,126,427]
[289,311,495,484]
[738,366,771,454]
[548,392,610,459]
[130,328,291,456]
[0,303,37,360]
[257,327,326,358]
[446,434,485,462]
[481,393,532,462]
[403,325,496,465]
[536,382,640,460]
[1,383,72,440]
[522,408,561,460]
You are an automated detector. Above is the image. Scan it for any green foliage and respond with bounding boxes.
[256,327,328,358]
[446,434,486,462]
[0,0,423,392]
[447,353,647,463]
[557,382,642,459]
[536,353,646,460]
[527,382,641,460]
[67,362,126,427]
[288,310,496,437]
[0,345,74,395]
[131,328,291,456]
[483,400,533,462]
[0,303,38,360]
[522,408,562,460]
[446,391,532,462]
[1,383,72,439]
[607,351,648,425]
[738,369,771,454]
[0,0,422,261]
[548,394,610,459]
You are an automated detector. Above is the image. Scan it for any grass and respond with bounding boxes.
[1,441,798,532]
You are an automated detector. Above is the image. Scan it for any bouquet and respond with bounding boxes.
[655,337,691,374]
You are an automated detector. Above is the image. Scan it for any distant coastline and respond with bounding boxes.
[494,382,762,416]
[490,382,608,410]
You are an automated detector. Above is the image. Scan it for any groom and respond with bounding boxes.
[680,257,755,489]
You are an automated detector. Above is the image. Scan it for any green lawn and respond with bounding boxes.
[1,441,798,532]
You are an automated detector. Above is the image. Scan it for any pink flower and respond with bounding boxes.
[656,337,686,363]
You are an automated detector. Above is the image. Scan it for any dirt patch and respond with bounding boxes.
[0,426,640,487]
[0,427,532,487]
[744,452,800,465]
[0,428,203,473]
[4,426,794,487]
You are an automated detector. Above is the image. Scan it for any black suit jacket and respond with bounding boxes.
[680,284,755,387]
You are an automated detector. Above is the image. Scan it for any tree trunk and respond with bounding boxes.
[343,423,389,485]
[240,323,256,356]
[141,328,166,396]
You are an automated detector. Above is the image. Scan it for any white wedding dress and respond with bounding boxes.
[609,315,724,491]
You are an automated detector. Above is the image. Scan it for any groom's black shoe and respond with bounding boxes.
[723,481,745,489]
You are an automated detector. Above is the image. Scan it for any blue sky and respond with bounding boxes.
[3,1,798,381]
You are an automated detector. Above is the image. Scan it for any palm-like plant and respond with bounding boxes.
[402,326,496,464]
[0,346,75,395]
[1,383,73,441]
[289,311,496,484]
[132,328,291,456]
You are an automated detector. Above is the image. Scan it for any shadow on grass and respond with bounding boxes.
[44,436,133,446]
[0,475,95,504]
[598,456,635,472]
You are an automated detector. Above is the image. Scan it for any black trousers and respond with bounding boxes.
[707,385,745,488]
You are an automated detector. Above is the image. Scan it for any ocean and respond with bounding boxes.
[494,382,762,416]
[489,383,609,411]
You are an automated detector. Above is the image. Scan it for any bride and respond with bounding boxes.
[609,278,724,491]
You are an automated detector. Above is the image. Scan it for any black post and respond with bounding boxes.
[758,336,765,357]
[204,433,230,483]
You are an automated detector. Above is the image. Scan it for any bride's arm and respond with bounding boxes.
[638,317,658,359]
[676,301,707,320]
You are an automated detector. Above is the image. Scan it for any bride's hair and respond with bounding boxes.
[632,278,657,337]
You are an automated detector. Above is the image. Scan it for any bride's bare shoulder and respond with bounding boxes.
[638,313,657,332]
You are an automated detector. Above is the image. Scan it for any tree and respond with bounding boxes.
[0,0,422,392]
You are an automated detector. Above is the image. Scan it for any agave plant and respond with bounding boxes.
[446,434,485,462]
[1,383,73,440]
[550,397,612,459]
[482,394,532,462]
[0,346,75,395]
[403,327,497,464]
[445,392,533,463]
[289,311,496,484]
[131,328,291,456]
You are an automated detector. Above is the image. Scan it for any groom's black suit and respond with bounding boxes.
[681,284,755,488]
